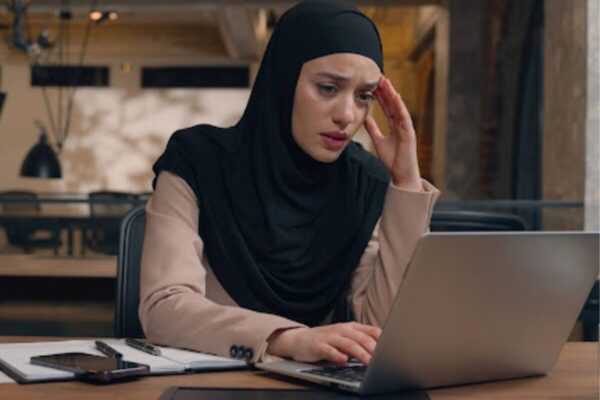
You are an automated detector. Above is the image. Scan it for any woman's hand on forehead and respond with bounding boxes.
[364,76,422,191]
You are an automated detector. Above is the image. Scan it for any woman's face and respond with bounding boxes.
[291,53,381,163]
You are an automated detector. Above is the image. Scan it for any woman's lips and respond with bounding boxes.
[320,132,348,150]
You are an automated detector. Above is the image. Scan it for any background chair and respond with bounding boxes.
[430,210,527,232]
[85,191,137,256]
[578,281,599,341]
[115,205,146,338]
[136,192,153,202]
[0,190,62,254]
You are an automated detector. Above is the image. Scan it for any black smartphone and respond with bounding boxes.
[30,352,150,383]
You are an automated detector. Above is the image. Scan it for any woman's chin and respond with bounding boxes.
[311,148,344,163]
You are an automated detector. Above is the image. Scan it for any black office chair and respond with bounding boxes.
[578,281,599,341]
[136,192,153,202]
[115,205,146,338]
[85,191,137,256]
[0,190,62,254]
[430,210,527,231]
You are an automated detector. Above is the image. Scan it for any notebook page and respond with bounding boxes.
[157,346,247,370]
[0,339,184,381]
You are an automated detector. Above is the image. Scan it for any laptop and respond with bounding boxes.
[257,232,599,395]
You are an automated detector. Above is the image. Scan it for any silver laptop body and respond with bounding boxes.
[256,232,599,395]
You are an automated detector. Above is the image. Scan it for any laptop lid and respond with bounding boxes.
[362,232,598,394]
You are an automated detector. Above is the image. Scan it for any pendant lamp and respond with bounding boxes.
[8,1,108,180]
[20,129,62,179]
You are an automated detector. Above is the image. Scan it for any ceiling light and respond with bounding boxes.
[89,10,119,24]
[89,10,102,21]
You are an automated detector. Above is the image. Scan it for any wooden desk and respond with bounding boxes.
[0,338,596,399]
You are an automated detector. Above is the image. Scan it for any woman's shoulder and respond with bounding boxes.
[167,124,217,144]
[346,141,390,184]
[153,124,233,191]
[167,123,240,153]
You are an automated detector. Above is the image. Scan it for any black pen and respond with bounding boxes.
[95,340,123,359]
[125,338,162,356]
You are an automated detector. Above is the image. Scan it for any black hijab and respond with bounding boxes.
[152,0,390,326]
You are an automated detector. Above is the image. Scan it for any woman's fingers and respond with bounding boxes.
[339,326,378,355]
[375,78,408,136]
[319,343,349,364]
[374,80,395,127]
[325,323,382,365]
[384,79,412,131]
[348,322,382,342]
[328,335,372,365]
[364,115,385,146]
[381,79,400,116]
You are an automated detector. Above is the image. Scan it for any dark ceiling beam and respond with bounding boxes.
[217,8,267,61]
[22,0,443,13]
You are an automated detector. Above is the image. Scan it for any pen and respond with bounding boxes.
[95,340,123,359]
[125,338,162,356]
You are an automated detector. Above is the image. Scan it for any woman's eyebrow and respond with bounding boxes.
[362,81,379,90]
[316,71,379,89]
[316,71,349,81]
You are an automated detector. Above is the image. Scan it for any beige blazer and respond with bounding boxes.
[139,171,440,363]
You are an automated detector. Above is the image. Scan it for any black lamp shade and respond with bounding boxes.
[20,134,62,178]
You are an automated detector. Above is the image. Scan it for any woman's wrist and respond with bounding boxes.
[390,161,421,190]
[266,327,305,358]
[391,174,422,191]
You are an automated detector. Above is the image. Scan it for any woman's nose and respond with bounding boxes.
[332,96,356,128]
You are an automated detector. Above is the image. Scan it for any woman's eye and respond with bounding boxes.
[318,84,337,95]
[358,92,375,103]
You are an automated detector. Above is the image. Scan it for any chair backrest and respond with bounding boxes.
[88,191,138,254]
[89,191,137,218]
[430,210,527,232]
[0,191,40,214]
[0,191,41,244]
[136,192,153,202]
[115,205,146,338]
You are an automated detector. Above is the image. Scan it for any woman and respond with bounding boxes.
[140,0,439,366]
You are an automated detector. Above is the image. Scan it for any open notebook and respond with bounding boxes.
[0,339,247,384]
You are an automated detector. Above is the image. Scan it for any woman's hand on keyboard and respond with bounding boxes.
[266,322,381,365]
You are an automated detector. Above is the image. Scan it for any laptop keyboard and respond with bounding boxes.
[301,365,366,383]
